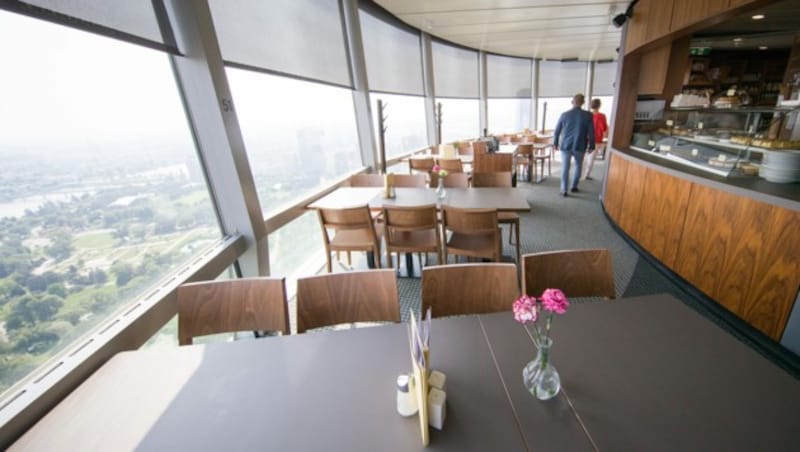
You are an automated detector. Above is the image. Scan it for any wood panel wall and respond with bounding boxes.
[604,153,800,340]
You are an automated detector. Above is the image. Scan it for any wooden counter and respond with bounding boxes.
[603,150,800,340]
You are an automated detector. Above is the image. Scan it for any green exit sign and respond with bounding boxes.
[690,47,711,56]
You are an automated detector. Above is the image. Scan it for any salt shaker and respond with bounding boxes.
[396,374,418,417]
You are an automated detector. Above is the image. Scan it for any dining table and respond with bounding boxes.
[307,187,531,212]
[10,294,800,451]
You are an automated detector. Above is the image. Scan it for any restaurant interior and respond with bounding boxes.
[0,0,799,449]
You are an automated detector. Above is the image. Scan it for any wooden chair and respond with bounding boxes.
[393,174,427,187]
[317,205,382,272]
[522,249,615,299]
[470,172,521,262]
[442,207,502,263]
[350,173,383,187]
[429,172,470,188]
[533,136,554,181]
[473,152,513,174]
[178,277,289,345]
[422,263,519,317]
[472,141,488,155]
[382,204,442,271]
[456,141,473,156]
[437,158,463,174]
[409,157,435,176]
[296,269,400,333]
[515,144,534,182]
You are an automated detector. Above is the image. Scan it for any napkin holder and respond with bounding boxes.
[383,173,396,199]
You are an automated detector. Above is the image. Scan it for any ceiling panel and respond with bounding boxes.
[375,0,625,60]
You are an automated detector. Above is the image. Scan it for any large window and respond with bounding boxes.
[226,68,363,218]
[488,99,531,134]
[437,98,480,143]
[0,12,220,394]
[371,93,428,158]
[536,98,576,131]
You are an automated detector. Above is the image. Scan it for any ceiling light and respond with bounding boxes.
[751,14,765,20]
[733,38,743,42]
[759,46,769,50]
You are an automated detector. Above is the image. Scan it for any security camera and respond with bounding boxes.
[612,0,639,28]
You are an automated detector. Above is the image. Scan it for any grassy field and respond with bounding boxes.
[73,230,114,249]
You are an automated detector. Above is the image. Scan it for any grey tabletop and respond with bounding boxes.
[309,187,530,212]
[12,294,800,451]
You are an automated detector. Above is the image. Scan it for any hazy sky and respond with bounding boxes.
[0,10,194,148]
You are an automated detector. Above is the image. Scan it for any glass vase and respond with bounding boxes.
[435,177,446,199]
[522,336,561,400]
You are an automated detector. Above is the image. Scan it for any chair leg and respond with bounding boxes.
[346,251,352,267]
[326,252,332,273]
[514,220,520,263]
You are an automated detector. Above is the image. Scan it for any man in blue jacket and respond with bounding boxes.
[553,93,595,197]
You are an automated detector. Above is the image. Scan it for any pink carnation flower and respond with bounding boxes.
[541,288,569,314]
[512,295,538,324]
[431,164,441,173]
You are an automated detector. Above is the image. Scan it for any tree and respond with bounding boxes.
[89,268,108,285]
[46,282,68,298]
[45,230,73,261]
[111,262,135,287]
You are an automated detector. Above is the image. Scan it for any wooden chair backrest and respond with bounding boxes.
[473,152,513,173]
[393,174,427,187]
[456,142,473,155]
[296,269,400,333]
[442,207,498,235]
[422,263,519,317]
[533,135,553,144]
[178,277,289,345]
[318,205,378,244]
[429,172,470,188]
[409,157,435,173]
[522,249,615,299]
[383,204,438,233]
[472,141,488,155]
[516,143,534,157]
[438,158,464,173]
[350,173,383,187]
[471,171,513,187]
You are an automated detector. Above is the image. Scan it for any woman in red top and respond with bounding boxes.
[583,98,608,180]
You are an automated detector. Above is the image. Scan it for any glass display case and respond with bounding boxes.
[631,105,800,181]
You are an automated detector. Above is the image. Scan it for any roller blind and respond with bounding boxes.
[539,61,588,97]
[432,41,479,98]
[592,61,617,96]
[20,0,165,46]
[487,54,532,98]
[359,9,423,95]
[209,0,351,87]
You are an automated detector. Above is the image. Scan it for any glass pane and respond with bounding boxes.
[537,97,575,131]
[209,0,351,87]
[372,93,428,158]
[539,61,588,97]
[269,210,325,290]
[0,12,220,394]
[226,68,363,217]
[488,99,532,135]
[432,41,479,98]
[487,54,532,98]
[593,61,618,96]
[437,98,480,142]
[21,0,164,44]
[359,9,424,95]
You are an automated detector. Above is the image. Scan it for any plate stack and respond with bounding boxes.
[760,150,800,183]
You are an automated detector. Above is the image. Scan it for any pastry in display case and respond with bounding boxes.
[631,105,800,182]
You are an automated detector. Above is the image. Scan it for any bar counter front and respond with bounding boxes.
[11,294,800,451]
